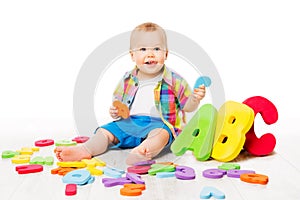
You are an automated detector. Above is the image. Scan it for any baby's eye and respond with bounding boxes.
[153,47,161,51]
[139,48,147,51]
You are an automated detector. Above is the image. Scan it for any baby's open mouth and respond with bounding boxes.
[144,60,157,65]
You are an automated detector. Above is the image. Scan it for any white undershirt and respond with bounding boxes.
[130,74,162,117]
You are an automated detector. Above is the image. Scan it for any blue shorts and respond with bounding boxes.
[97,115,173,149]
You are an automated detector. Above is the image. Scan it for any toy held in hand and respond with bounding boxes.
[193,76,211,89]
[113,100,130,119]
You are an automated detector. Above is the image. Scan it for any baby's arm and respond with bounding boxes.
[183,85,206,112]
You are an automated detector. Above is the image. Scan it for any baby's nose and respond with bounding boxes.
[146,52,155,57]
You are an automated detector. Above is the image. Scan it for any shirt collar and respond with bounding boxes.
[124,66,139,80]
[161,65,173,86]
[125,65,173,86]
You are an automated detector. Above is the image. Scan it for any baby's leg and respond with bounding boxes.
[55,128,117,161]
[126,128,170,165]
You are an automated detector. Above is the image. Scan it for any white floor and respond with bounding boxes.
[1,118,300,200]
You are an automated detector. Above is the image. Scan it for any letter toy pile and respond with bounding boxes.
[171,96,278,162]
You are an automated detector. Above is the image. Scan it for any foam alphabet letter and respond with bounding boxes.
[103,167,125,178]
[202,169,227,179]
[16,164,43,174]
[30,156,45,165]
[134,160,156,166]
[51,167,75,176]
[120,184,146,196]
[148,164,175,175]
[127,165,151,175]
[126,173,145,184]
[240,173,268,185]
[102,177,132,187]
[193,76,212,88]
[30,156,54,165]
[156,172,176,178]
[72,136,89,143]
[218,163,240,170]
[55,140,77,146]
[171,104,217,161]
[34,139,54,147]
[11,155,31,164]
[113,100,130,119]
[175,166,196,180]
[57,161,86,168]
[17,147,39,155]
[2,150,19,158]
[82,158,106,167]
[211,101,254,162]
[65,184,77,196]
[227,169,255,178]
[62,169,91,185]
[86,167,103,176]
[243,96,278,156]
[200,186,225,199]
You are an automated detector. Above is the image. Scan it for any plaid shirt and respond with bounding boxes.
[113,65,191,137]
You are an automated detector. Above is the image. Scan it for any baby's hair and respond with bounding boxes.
[130,22,168,50]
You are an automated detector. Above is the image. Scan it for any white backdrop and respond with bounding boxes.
[0,0,299,138]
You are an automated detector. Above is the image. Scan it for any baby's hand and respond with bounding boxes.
[109,106,119,119]
[112,100,130,119]
[192,85,206,102]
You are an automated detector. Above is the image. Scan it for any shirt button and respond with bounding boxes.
[135,83,138,86]
[127,100,131,104]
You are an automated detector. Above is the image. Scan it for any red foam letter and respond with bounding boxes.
[16,164,43,174]
[243,96,278,156]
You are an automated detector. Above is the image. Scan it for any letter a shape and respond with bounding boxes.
[171,104,217,161]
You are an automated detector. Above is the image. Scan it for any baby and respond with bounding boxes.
[55,22,206,165]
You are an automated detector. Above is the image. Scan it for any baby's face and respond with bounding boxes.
[130,30,168,77]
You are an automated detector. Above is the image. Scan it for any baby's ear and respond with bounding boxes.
[129,50,135,62]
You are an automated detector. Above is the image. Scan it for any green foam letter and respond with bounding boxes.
[171,104,217,161]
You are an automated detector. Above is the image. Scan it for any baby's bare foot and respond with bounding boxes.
[54,145,92,162]
[126,146,152,165]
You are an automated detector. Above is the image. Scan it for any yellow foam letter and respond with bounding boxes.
[211,101,254,162]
